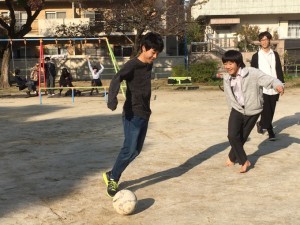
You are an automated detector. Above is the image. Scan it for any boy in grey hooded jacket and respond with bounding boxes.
[222,50,284,173]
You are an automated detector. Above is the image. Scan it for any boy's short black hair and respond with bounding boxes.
[45,57,50,61]
[222,50,246,68]
[62,67,69,74]
[140,32,164,53]
[15,69,21,75]
[258,31,272,41]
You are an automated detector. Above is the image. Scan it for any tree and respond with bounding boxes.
[54,22,94,38]
[235,24,260,52]
[186,17,207,44]
[90,0,208,57]
[93,0,181,57]
[0,0,44,88]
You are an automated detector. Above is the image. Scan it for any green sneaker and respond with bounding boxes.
[102,172,119,197]
[102,171,110,186]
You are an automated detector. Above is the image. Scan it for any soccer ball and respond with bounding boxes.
[112,189,137,215]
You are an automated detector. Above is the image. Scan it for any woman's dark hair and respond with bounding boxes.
[61,67,70,75]
[15,69,21,75]
[92,66,98,71]
[258,31,272,41]
[140,32,164,53]
[222,50,246,68]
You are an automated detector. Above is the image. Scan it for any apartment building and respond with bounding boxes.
[0,0,187,56]
[0,0,186,79]
[191,0,300,63]
[0,0,135,58]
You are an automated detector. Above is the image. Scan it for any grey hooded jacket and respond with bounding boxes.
[223,67,284,116]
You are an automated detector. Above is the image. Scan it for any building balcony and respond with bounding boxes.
[38,18,90,37]
[24,18,135,37]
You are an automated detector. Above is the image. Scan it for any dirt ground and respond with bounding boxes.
[0,85,300,225]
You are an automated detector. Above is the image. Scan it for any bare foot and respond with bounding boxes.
[225,158,235,167]
[240,160,251,173]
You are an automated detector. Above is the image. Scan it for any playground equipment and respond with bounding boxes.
[3,37,126,104]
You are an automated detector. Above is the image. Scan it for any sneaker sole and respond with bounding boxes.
[106,190,115,198]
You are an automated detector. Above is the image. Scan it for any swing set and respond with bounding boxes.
[3,37,126,104]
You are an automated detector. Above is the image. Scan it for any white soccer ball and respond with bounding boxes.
[112,189,137,215]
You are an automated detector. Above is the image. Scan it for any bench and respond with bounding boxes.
[167,77,192,86]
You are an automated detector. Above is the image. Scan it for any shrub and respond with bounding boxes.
[171,65,188,77]
[172,60,219,83]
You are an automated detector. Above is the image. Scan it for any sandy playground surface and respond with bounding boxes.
[0,85,300,225]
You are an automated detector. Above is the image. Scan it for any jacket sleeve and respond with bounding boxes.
[52,64,57,77]
[87,60,93,75]
[250,52,258,68]
[96,64,104,77]
[223,75,234,110]
[256,68,284,90]
[274,51,285,83]
[107,62,133,111]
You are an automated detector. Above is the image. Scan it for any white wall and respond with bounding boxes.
[192,0,300,19]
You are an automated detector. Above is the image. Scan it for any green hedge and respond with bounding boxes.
[172,60,219,83]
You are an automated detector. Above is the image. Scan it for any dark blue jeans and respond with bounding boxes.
[111,116,149,181]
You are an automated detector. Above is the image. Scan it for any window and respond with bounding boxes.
[45,11,66,19]
[113,46,122,56]
[14,11,27,31]
[44,47,59,55]
[113,46,133,57]
[288,21,300,38]
[15,11,27,21]
[122,46,132,57]
[84,10,105,30]
[84,11,95,21]
[57,12,66,19]
[85,46,108,57]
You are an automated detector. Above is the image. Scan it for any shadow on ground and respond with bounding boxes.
[0,104,121,217]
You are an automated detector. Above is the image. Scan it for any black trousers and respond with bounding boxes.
[228,108,259,165]
[260,94,279,131]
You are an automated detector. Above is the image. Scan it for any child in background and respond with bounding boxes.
[86,55,104,95]
[59,68,81,96]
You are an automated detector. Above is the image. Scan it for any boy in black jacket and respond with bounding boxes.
[45,57,57,96]
[103,32,164,197]
[251,31,285,140]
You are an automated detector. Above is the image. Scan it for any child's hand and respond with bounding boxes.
[276,85,284,95]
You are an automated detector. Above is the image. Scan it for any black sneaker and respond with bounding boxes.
[256,122,264,134]
[26,90,31,97]
[102,171,118,197]
[268,130,276,141]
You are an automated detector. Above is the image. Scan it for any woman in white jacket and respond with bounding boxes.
[86,55,104,95]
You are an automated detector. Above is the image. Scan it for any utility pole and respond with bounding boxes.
[184,0,190,70]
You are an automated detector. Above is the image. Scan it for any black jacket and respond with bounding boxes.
[107,57,153,119]
[45,62,57,78]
